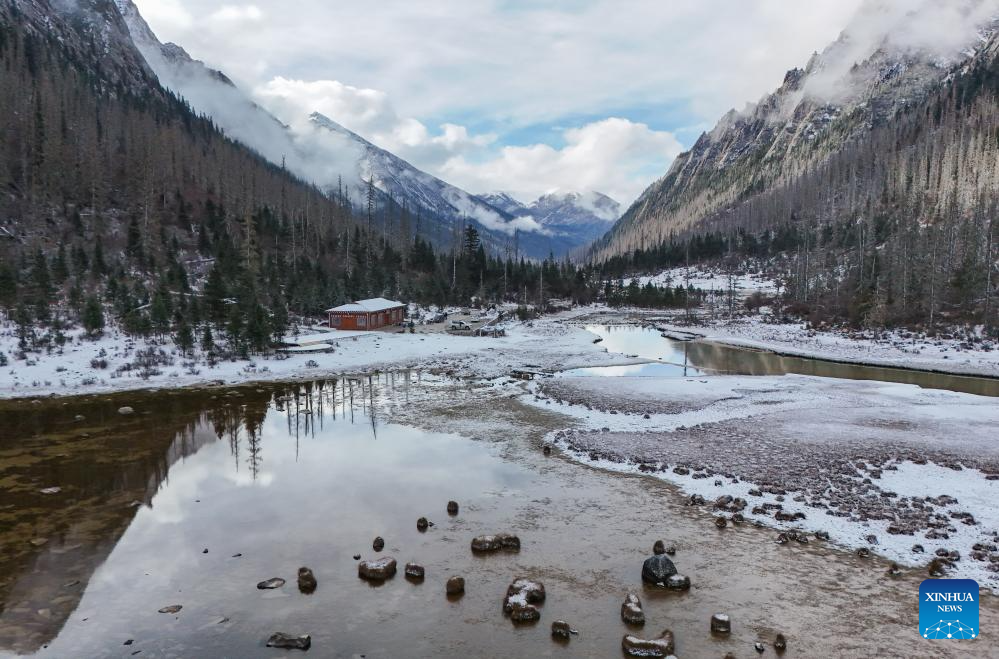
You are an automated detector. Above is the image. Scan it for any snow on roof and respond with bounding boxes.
[326,297,404,313]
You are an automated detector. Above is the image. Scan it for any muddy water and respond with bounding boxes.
[575,325,999,396]
[1,375,995,658]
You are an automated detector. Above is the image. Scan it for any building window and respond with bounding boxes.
[358,315,367,327]
[330,316,341,327]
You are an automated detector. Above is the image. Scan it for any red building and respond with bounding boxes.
[326,298,406,330]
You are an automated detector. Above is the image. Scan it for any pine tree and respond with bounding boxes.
[174,319,194,355]
[201,324,215,354]
[0,263,16,310]
[149,287,171,336]
[82,295,104,337]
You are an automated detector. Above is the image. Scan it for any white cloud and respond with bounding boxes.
[207,4,264,26]
[132,0,192,32]
[130,0,999,210]
[254,76,497,177]
[440,118,684,205]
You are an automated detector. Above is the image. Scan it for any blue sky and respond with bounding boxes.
[134,0,865,204]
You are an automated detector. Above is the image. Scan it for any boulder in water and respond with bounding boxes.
[471,533,520,552]
[622,629,675,657]
[621,593,645,625]
[297,567,317,594]
[446,576,465,596]
[641,555,677,585]
[666,574,691,591]
[711,613,731,634]
[358,557,397,581]
[551,619,574,640]
[256,578,285,590]
[266,633,311,651]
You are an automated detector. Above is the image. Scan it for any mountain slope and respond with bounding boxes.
[111,0,570,259]
[476,190,620,256]
[591,2,999,328]
[309,112,532,251]
[593,3,999,258]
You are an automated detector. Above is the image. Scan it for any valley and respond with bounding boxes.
[2,0,999,656]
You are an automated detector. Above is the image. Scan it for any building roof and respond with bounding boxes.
[326,297,404,313]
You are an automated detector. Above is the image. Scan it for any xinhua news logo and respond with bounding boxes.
[920,579,979,640]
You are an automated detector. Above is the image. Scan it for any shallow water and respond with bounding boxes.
[1,374,995,658]
[571,325,999,396]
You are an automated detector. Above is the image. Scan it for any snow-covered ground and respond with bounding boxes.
[649,312,999,378]
[525,372,999,588]
[622,265,779,295]
[0,308,621,400]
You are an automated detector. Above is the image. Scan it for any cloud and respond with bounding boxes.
[132,0,193,32]
[131,0,870,205]
[207,4,264,26]
[801,0,999,104]
[254,77,496,165]
[254,74,681,203]
[439,118,684,205]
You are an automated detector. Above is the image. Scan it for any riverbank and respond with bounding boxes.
[526,363,999,589]
[587,308,999,379]
[0,309,622,400]
[4,371,994,658]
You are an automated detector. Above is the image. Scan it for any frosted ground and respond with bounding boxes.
[2,300,998,589]
[527,372,999,588]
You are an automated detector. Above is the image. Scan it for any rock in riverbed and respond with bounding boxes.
[405,562,425,581]
[653,540,666,555]
[266,633,311,651]
[711,613,731,634]
[118,406,135,415]
[621,593,645,625]
[551,619,574,640]
[447,500,459,515]
[471,533,520,552]
[622,629,675,657]
[641,554,677,584]
[446,576,465,596]
[256,578,285,590]
[297,567,317,594]
[158,605,182,614]
[775,632,788,653]
[373,536,385,552]
[358,557,397,581]
[504,578,545,623]
[666,574,691,591]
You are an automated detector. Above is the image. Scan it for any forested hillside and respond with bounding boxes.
[0,0,622,359]
[593,17,999,331]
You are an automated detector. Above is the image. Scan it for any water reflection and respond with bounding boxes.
[576,325,999,396]
[0,371,488,657]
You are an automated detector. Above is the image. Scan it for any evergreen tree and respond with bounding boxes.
[174,319,194,355]
[201,324,215,354]
[82,295,104,337]
[0,263,16,310]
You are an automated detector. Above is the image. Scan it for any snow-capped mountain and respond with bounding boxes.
[476,192,528,217]
[309,113,534,249]
[476,190,621,255]
[110,0,577,258]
